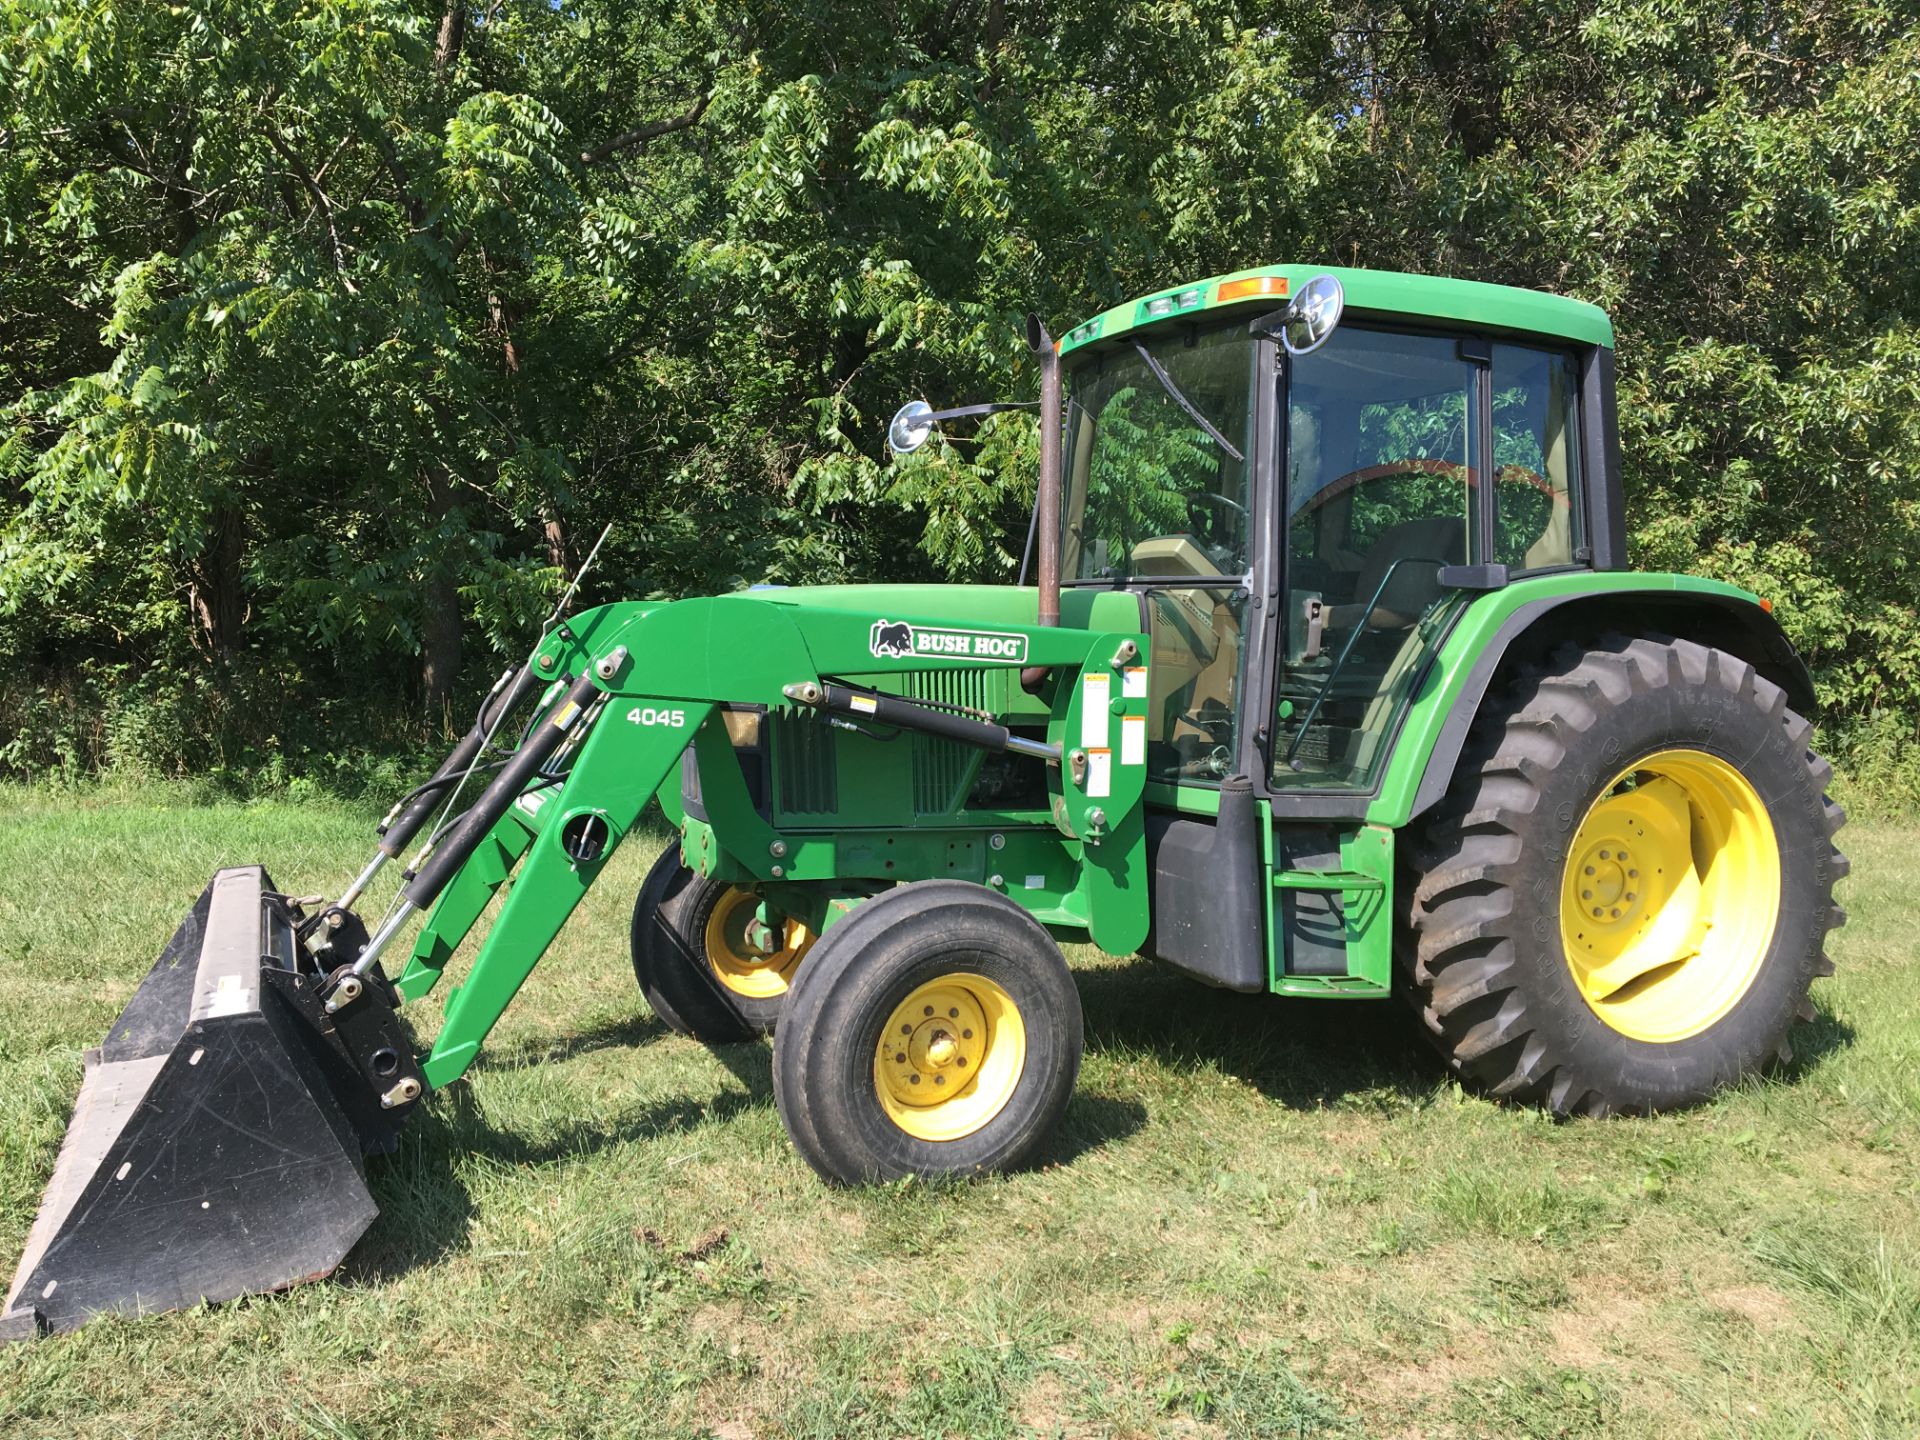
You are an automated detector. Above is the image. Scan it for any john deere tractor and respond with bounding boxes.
[5,266,1848,1337]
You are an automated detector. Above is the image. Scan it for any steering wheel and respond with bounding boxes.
[1193,490,1248,519]
[1304,459,1564,513]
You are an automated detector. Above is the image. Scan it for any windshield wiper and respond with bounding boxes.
[1131,341,1244,463]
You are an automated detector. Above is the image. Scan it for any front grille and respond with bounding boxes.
[898,669,999,816]
[775,712,839,816]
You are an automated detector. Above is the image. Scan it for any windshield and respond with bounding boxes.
[1060,324,1256,581]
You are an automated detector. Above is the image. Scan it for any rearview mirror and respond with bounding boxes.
[887,400,937,455]
[1282,274,1344,356]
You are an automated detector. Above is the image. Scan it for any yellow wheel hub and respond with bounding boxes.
[874,974,1027,1142]
[1560,748,1780,1043]
[703,888,812,1000]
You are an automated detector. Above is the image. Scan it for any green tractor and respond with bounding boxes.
[4,266,1847,1337]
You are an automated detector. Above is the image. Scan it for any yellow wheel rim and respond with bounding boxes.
[703,888,812,1000]
[874,973,1027,1142]
[1560,748,1780,1043]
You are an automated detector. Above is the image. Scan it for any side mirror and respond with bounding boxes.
[887,399,937,455]
[1281,274,1344,355]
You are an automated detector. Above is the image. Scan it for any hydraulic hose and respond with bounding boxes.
[343,669,602,985]
[402,669,601,910]
[378,662,544,859]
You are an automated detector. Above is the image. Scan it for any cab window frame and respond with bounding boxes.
[1252,319,1601,811]
[1059,318,1263,591]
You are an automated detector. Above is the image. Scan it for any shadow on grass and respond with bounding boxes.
[1787,999,1856,1073]
[465,1011,669,1072]
[1075,955,1436,1111]
[350,993,1159,1283]
[347,1071,767,1283]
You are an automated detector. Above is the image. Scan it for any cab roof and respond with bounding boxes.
[1056,264,1614,357]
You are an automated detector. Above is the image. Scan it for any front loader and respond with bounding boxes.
[6,267,1848,1337]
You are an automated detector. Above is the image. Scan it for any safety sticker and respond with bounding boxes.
[1120,714,1146,766]
[850,694,879,715]
[1086,748,1112,798]
[1080,673,1110,748]
[1024,874,1045,890]
[1122,666,1148,700]
[551,700,581,731]
[205,972,253,1019]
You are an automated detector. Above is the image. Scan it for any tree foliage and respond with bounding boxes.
[2,0,1917,777]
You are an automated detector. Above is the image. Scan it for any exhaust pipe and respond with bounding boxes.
[1021,312,1062,693]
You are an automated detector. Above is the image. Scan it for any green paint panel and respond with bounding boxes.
[1059,264,1613,357]
[1365,571,1765,828]
[421,699,717,1088]
[397,820,533,1002]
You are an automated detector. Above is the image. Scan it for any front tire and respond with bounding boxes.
[773,881,1083,1184]
[1405,633,1848,1115]
[630,848,814,1041]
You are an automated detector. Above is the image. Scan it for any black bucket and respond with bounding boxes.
[2,866,420,1338]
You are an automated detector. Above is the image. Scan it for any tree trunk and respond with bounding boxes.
[188,504,246,658]
[434,2,467,75]
[421,473,464,714]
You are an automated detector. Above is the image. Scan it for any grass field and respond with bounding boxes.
[0,785,1914,1439]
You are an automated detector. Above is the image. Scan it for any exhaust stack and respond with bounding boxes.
[1022,311,1062,692]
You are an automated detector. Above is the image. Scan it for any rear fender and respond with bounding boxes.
[1395,584,1816,826]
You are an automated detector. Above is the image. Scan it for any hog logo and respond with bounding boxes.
[870,620,915,658]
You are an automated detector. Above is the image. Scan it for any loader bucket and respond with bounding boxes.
[2,866,414,1338]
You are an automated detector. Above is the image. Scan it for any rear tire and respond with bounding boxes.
[630,848,813,1042]
[773,881,1083,1185]
[1404,633,1847,1115]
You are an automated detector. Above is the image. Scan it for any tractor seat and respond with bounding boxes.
[1324,516,1466,631]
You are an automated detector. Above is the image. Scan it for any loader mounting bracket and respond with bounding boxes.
[262,964,425,1155]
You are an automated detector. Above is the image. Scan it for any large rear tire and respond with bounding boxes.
[630,848,814,1041]
[1405,633,1848,1115]
[773,881,1083,1184]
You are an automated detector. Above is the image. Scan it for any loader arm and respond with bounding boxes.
[385,593,1149,1091]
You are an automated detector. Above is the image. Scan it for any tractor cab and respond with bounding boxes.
[1053,266,1612,802]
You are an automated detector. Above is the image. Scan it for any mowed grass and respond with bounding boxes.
[0,784,1915,1439]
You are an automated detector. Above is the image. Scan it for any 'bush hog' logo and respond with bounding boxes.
[868,619,1030,665]
[870,620,915,657]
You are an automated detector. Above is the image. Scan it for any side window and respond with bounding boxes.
[1492,345,1584,571]
[1344,383,1475,561]
[1285,329,1478,634]
[1276,329,1480,791]
[1144,587,1247,783]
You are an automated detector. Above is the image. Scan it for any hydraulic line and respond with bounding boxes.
[346,669,603,982]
